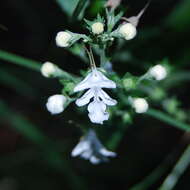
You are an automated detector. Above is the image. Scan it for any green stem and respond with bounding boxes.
[0,49,78,81]
[0,49,41,71]
[146,109,190,132]
[158,145,190,190]
[106,124,126,150]
[100,46,107,68]
[137,73,150,84]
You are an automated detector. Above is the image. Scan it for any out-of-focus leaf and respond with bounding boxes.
[166,0,190,30]
[0,100,87,190]
[0,68,38,97]
[162,71,190,90]
[88,0,106,16]
[158,144,190,190]
[147,109,190,132]
[56,0,80,17]
[72,0,90,20]
[106,124,126,150]
[0,49,41,71]
[69,44,88,63]
[0,100,48,144]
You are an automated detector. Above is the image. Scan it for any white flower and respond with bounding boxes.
[41,62,57,78]
[149,65,167,81]
[91,22,104,35]
[118,23,137,40]
[55,31,72,47]
[132,98,148,113]
[46,94,67,114]
[71,129,116,164]
[74,69,117,124]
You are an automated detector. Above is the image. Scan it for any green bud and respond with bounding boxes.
[150,88,166,101]
[64,82,75,94]
[163,98,180,114]
[123,78,136,91]
[122,112,132,124]
[176,110,187,121]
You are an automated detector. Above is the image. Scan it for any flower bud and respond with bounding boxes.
[41,62,57,78]
[55,31,72,47]
[118,23,137,40]
[46,94,67,114]
[132,98,148,113]
[91,22,104,35]
[149,65,167,81]
[123,78,136,91]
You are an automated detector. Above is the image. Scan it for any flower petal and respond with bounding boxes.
[88,110,109,124]
[80,150,92,160]
[87,99,106,113]
[90,156,101,164]
[74,72,93,92]
[95,70,116,89]
[99,148,117,157]
[98,89,117,106]
[75,89,94,107]
[74,70,116,92]
[71,140,90,157]
[87,100,109,124]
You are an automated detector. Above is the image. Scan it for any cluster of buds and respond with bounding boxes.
[53,3,150,49]
[39,1,169,164]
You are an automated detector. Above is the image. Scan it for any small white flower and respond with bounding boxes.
[71,129,116,164]
[132,98,148,113]
[41,62,57,78]
[118,23,137,40]
[91,22,104,35]
[74,69,117,124]
[46,94,67,114]
[149,65,167,81]
[55,31,72,47]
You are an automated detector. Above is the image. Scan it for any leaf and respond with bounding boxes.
[166,0,190,31]
[72,0,90,20]
[0,68,38,97]
[0,100,88,190]
[146,109,190,132]
[56,0,78,16]
[0,49,41,71]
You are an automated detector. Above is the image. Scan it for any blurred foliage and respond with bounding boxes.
[0,0,190,190]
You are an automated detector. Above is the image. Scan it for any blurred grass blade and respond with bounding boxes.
[0,100,48,144]
[0,100,87,190]
[0,49,75,80]
[0,49,41,71]
[129,166,166,190]
[56,0,79,17]
[106,124,126,150]
[146,109,190,131]
[162,71,190,90]
[166,0,190,31]
[129,141,185,190]
[158,145,190,190]
[72,0,89,20]
[0,68,38,97]
[69,44,88,63]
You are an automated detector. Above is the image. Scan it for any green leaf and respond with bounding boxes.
[72,0,89,20]
[0,100,88,190]
[146,109,190,131]
[0,68,38,97]
[0,49,41,71]
[56,0,79,17]
[166,0,190,31]
[158,145,190,190]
